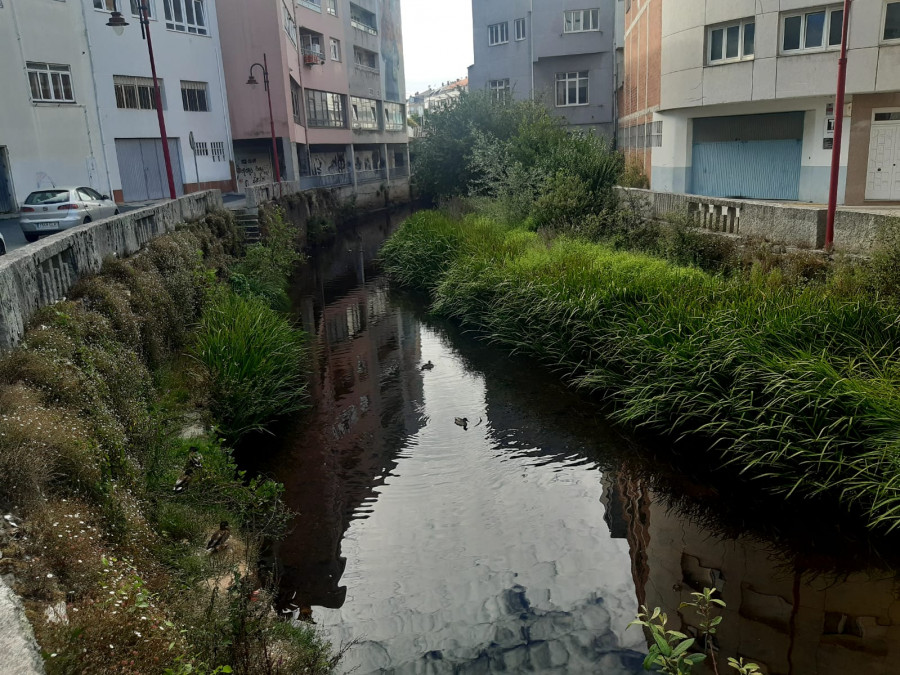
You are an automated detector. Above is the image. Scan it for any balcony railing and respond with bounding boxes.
[356,168,386,183]
[298,0,322,11]
[354,62,380,74]
[351,19,377,35]
[300,171,353,189]
[302,48,326,65]
[391,165,409,178]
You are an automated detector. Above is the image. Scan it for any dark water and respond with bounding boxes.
[258,210,900,675]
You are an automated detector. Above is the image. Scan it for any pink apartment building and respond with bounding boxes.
[218,0,409,194]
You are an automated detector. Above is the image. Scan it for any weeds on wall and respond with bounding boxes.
[381,211,900,533]
[0,211,334,674]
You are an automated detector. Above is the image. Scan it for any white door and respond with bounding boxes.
[866,123,900,200]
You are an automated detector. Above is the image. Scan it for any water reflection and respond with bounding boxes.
[259,214,900,674]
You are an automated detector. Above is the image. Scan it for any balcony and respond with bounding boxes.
[298,0,322,12]
[300,171,353,189]
[302,48,326,66]
[391,165,409,178]
[356,167,386,183]
[351,19,378,35]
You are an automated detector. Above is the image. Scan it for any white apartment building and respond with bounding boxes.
[84,0,235,202]
[650,0,900,206]
[0,0,110,213]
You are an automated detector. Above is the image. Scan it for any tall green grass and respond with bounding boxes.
[191,292,308,441]
[381,211,900,532]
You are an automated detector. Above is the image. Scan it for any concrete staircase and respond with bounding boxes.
[232,208,261,243]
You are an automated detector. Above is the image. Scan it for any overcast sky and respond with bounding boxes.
[400,0,474,98]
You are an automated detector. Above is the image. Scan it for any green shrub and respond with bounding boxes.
[191,292,308,441]
[620,156,650,189]
[868,219,900,300]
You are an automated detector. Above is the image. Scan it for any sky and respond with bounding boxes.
[400,0,474,98]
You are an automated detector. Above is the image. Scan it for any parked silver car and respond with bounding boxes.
[19,187,118,243]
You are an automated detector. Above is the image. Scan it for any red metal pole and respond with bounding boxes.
[825,0,852,251]
[142,4,178,200]
[264,53,282,184]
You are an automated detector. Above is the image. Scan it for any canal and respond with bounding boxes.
[255,209,900,674]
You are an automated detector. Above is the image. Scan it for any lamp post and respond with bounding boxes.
[106,7,177,200]
[825,0,852,251]
[247,55,282,184]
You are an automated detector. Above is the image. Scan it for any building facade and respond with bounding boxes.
[217,0,410,194]
[468,0,619,136]
[84,0,236,202]
[0,0,110,213]
[637,0,900,206]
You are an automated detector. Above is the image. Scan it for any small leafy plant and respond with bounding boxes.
[629,588,763,675]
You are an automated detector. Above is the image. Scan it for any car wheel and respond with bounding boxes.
[83,217,92,224]
[114,209,120,215]
[24,233,39,243]
[0,242,6,256]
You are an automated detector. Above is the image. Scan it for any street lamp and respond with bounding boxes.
[106,6,177,200]
[247,55,282,184]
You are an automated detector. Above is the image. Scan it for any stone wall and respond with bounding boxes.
[617,187,898,252]
[0,190,223,351]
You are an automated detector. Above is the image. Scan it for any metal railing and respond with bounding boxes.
[356,168,386,184]
[300,172,353,189]
[390,165,409,178]
[351,19,377,35]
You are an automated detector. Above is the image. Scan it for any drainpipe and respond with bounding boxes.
[529,0,535,100]
[78,0,116,199]
[825,0,852,251]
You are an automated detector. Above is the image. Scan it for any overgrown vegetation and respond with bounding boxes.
[381,211,900,532]
[0,210,334,673]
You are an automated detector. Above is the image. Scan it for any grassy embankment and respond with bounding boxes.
[0,209,337,674]
[381,211,900,532]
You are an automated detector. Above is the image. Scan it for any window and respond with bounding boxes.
[283,3,296,43]
[330,38,341,61]
[326,0,337,16]
[384,102,404,130]
[350,95,380,129]
[27,62,75,103]
[180,80,208,112]
[354,46,379,72]
[564,9,600,33]
[489,79,510,103]
[874,111,900,121]
[350,3,377,34]
[306,89,346,127]
[291,79,302,124]
[114,75,160,110]
[211,142,226,162]
[163,0,207,35]
[93,0,151,17]
[488,22,508,45]
[298,0,321,11]
[515,18,526,41]
[707,20,754,64]
[782,7,843,52]
[556,71,588,106]
[885,2,900,41]
[194,141,209,157]
[300,32,323,56]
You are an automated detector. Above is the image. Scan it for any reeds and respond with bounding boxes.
[382,211,900,531]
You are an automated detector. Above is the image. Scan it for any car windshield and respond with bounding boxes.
[24,190,71,205]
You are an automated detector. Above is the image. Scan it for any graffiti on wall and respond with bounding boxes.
[380,0,403,103]
[235,149,273,190]
[310,152,348,176]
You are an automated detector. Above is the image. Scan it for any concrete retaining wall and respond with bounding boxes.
[245,177,411,211]
[0,190,223,351]
[617,187,898,252]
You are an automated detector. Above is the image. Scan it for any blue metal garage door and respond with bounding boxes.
[691,113,804,200]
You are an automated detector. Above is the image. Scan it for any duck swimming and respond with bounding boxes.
[454,417,469,430]
[205,521,231,554]
[421,361,435,371]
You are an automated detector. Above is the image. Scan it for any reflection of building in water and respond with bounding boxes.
[613,476,900,675]
[270,276,425,610]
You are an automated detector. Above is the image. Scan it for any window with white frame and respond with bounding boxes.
[93,0,152,17]
[27,62,75,103]
[181,80,208,112]
[707,19,754,64]
[350,95,380,129]
[330,38,341,61]
[564,9,600,33]
[556,71,588,106]
[163,0,207,35]
[211,141,225,162]
[114,75,160,110]
[885,1,900,41]
[781,7,843,53]
[306,89,346,127]
[489,79,510,103]
[488,22,509,45]
[283,3,297,44]
[515,18,526,40]
[384,102,405,130]
[326,0,337,16]
[291,79,302,124]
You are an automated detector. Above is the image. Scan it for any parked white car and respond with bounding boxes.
[19,188,118,243]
